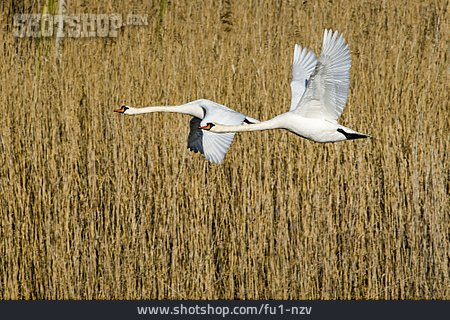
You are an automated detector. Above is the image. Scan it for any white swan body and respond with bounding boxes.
[205,30,368,142]
[114,99,258,163]
[210,113,363,143]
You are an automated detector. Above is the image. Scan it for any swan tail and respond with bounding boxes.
[244,116,260,124]
[337,128,369,140]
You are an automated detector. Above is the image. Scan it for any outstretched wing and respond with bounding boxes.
[186,100,252,164]
[187,117,236,164]
[201,100,249,163]
[293,30,351,120]
[201,131,236,164]
[289,44,317,111]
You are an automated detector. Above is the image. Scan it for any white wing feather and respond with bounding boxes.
[289,44,317,111]
[202,131,235,163]
[293,30,351,120]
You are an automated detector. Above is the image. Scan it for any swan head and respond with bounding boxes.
[113,105,130,114]
[198,122,215,131]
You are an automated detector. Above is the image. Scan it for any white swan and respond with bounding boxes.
[114,99,259,163]
[201,30,368,142]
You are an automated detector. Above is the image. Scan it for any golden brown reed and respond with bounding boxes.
[0,0,448,299]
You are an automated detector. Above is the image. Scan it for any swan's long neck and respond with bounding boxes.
[211,117,282,133]
[126,104,202,118]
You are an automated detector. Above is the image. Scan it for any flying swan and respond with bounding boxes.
[200,29,368,142]
[114,99,259,163]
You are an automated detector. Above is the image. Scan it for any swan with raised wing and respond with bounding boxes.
[201,30,368,142]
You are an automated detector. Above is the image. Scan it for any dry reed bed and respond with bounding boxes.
[0,0,448,299]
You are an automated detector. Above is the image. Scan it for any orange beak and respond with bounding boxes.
[198,124,212,130]
[114,107,124,113]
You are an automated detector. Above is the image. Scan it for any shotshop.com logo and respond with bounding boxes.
[13,13,148,38]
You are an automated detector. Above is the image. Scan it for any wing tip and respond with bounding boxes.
[322,28,350,58]
[293,43,317,67]
[293,43,302,63]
